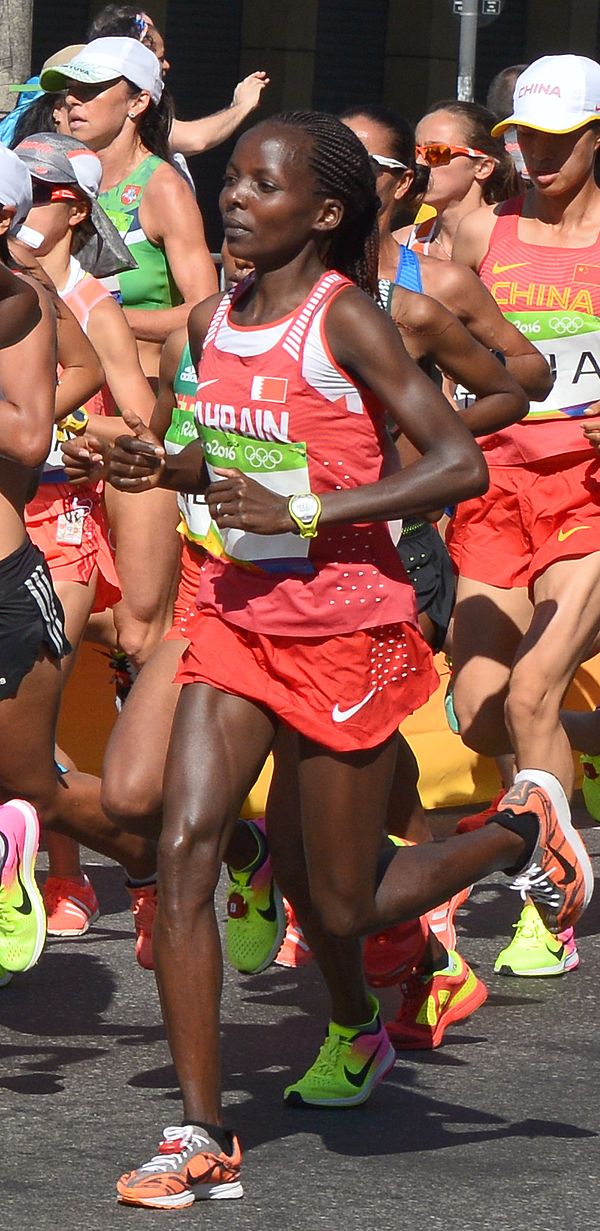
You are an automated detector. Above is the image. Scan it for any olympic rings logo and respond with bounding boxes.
[548,316,583,335]
[243,444,283,470]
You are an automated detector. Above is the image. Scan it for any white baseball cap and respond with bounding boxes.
[0,142,32,231]
[40,36,163,106]
[492,55,600,137]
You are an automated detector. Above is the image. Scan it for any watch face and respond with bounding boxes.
[291,494,319,523]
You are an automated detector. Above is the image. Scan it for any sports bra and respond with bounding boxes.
[99,155,181,312]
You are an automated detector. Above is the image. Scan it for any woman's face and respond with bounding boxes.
[517,123,600,196]
[220,124,341,270]
[65,77,146,152]
[144,25,170,76]
[24,189,88,256]
[342,114,413,224]
[415,109,492,211]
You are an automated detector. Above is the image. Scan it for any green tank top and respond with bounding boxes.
[99,154,182,311]
[164,341,213,546]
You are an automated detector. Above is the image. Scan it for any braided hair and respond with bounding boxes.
[269,111,380,299]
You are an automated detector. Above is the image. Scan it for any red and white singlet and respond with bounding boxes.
[192,271,418,638]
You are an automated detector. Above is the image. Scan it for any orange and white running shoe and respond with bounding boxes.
[496,777,593,931]
[117,1125,243,1208]
[275,900,313,968]
[43,874,99,937]
[127,882,157,970]
[386,951,487,1050]
[425,885,471,952]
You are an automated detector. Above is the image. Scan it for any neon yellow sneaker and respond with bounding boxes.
[226,819,285,974]
[284,996,395,1107]
[581,754,600,822]
[494,901,579,977]
[0,800,46,972]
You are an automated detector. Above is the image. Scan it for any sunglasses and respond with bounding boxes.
[416,142,494,167]
[368,153,408,176]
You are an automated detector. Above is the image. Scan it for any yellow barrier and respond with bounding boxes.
[58,645,600,815]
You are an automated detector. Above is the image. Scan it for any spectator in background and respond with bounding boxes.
[486,63,529,181]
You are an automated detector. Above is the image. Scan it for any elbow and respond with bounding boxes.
[507,390,530,426]
[21,430,53,470]
[528,361,554,404]
[456,450,489,502]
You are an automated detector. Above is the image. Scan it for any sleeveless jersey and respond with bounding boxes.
[99,155,182,311]
[193,271,418,638]
[394,245,423,292]
[44,260,113,484]
[163,341,221,553]
[478,196,600,465]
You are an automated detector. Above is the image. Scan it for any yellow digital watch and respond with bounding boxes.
[288,492,322,538]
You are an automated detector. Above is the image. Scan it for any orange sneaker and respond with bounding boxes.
[127,882,157,970]
[43,874,99,937]
[497,777,593,931]
[275,900,313,968]
[425,885,471,952]
[386,951,488,1050]
[117,1125,243,1208]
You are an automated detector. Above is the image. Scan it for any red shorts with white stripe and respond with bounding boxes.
[175,607,437,752]
[26,483,120,613]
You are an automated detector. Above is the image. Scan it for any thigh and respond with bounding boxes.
[297,734,398,907]
[53,577,96,684]
[102,635,185,818]
[106,485,180,630]
[452,575,532,704]
[515,551,600,692]
[0,652,61,805]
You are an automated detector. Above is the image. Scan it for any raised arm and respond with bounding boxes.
[169,72,270,157]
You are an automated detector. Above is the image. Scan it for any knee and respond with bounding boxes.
[453,680,505,757]
[310,879,370,939]
[157,818,221,906]
[101,768,160,836]
[505,668,555,738]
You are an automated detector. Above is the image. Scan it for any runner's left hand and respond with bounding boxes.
[207,468,292,534]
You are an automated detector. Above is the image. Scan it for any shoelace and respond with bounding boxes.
[510,863,561,909]
[397,974,426,1019]
[0,889,15,934]
[139,1126,207,1174]
[308,1034,344,1078]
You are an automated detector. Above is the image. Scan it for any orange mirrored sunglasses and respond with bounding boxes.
[416,142,494,167]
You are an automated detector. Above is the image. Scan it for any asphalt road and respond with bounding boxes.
[1,803,599,1231]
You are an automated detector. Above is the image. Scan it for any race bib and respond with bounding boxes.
[198,424,312,573]
[507,310,600,420]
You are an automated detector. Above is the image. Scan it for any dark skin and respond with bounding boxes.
[107,122,527,1130]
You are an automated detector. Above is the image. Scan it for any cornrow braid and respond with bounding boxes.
[271,110,380,299]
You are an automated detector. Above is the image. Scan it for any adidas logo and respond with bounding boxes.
[180,364,197,384]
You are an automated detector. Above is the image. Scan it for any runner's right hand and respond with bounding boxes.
[61,436,106,485]
[107,408,165,491]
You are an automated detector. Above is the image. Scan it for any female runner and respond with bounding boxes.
[0,144,156,978]
[450,54,600,978]
[396,100,515,260]
[104,112,588,1209]
[40,37,219,666]
[16,132,155,939]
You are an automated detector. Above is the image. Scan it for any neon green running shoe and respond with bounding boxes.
[284,996,395,1107]
[581,754,600,822]
[226,818,286,974]
[494,901,579,977]
[0,800,46,973]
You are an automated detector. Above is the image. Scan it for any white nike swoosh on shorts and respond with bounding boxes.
[332,687,377,723]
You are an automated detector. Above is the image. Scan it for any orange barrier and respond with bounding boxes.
[58,645,600,814]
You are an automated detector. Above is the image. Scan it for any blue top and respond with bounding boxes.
[394,244,423,294]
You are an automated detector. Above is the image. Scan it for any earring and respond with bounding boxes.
[127,111,136,120]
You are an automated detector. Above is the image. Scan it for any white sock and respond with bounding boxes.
[513,769,571,827]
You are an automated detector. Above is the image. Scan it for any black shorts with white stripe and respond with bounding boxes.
[0,535,71,699]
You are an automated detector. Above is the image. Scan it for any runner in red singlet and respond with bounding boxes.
[102,112,590,1210]
[451,55,600,977]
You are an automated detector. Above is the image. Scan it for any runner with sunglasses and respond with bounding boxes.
[450,55,600,978]
[397,100,517,261]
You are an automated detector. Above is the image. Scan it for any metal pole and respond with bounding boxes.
[457,0,478,102]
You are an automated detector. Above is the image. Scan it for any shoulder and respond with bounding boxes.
[188,291,225,352]
[390,284,450,334]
